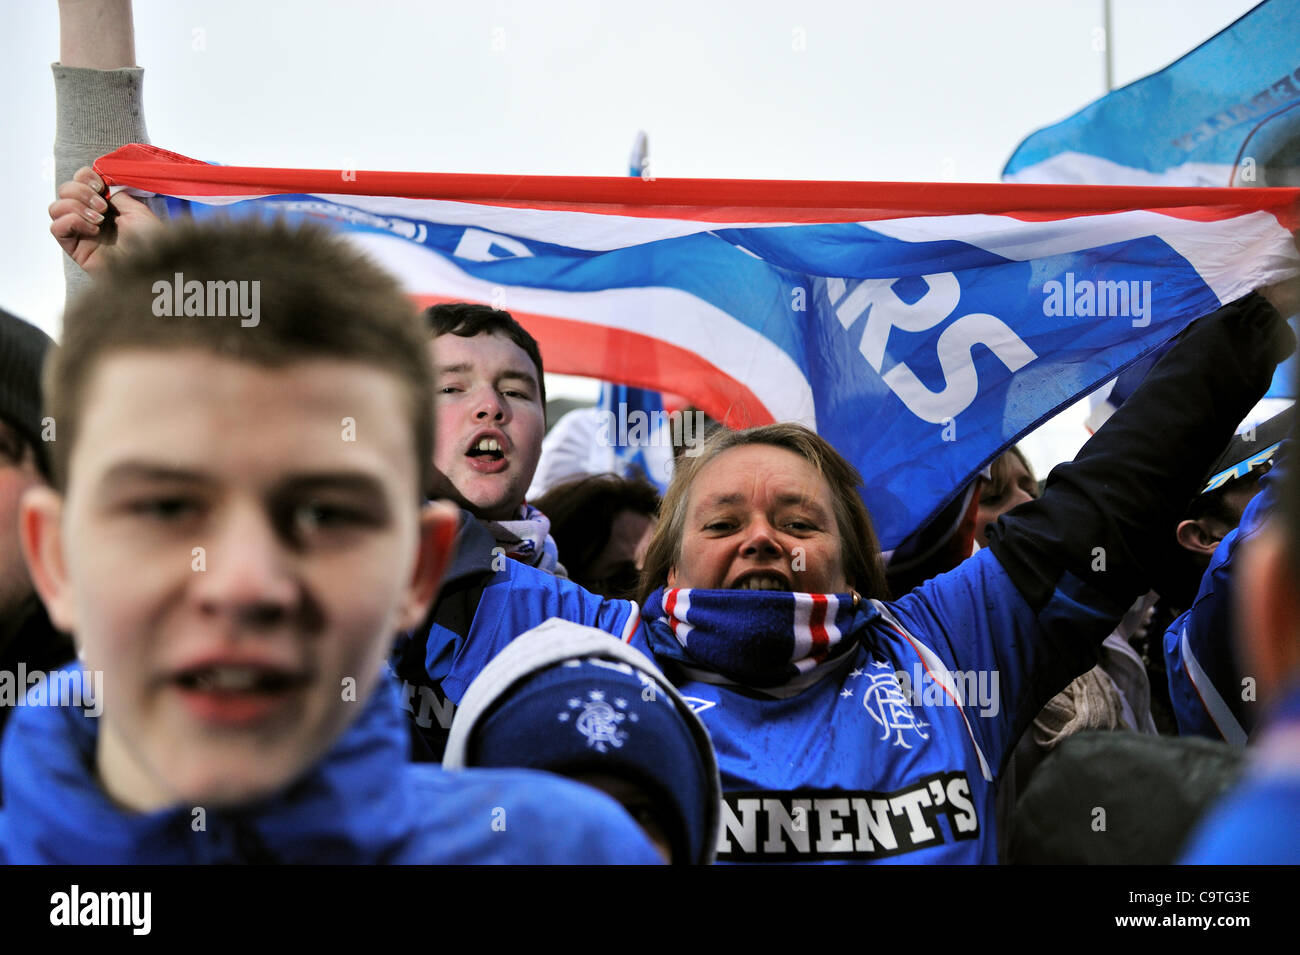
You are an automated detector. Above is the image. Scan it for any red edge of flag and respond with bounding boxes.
[94,144,1300,229]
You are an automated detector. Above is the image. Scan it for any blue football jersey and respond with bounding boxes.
[430,546,1110,863]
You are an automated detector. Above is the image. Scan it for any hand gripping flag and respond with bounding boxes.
[1003,0,1300,187]
[94,144,1300,550]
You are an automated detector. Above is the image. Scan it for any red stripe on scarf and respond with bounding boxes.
[665,588,683,641]
[809,593,829,660]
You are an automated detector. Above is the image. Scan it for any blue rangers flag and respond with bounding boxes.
[95,144,1300,549]
[1004,0,1300,188]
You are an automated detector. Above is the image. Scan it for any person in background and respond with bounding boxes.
[0,308,76,752]
[1181,433,1300,863]
[885,444,1036,599]
[1164,412,1293,744]
[533,474,658,599]
[974,446,1039,545]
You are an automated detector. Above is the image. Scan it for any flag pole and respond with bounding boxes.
[1103,0,1114,93]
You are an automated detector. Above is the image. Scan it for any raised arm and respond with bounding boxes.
[50,0,162,294]
[58,0,136,67]
[988,289,1295,629]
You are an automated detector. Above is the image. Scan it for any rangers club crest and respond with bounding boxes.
[854,661,930,749]
[557,690,639,752]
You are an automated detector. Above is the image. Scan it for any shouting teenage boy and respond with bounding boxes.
[0,217,661,864]
[424,303,559,574]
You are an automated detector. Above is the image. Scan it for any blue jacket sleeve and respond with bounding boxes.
[428,558,638,703]
[1164,442,1289,743]
[887,546,1121,776]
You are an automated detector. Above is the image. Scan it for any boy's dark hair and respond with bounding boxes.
[533,473,660,598]
[1184,472,1259,528]
[423,303,546,408]
[48,218,434,495]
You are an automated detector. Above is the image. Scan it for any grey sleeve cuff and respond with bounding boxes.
[52,64,165,308]
[53,64,151,177]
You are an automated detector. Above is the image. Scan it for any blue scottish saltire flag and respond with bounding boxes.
[94,144,1300,549]
[1004,0,1300,188]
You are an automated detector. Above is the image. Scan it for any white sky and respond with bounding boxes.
[2,0,1263,472]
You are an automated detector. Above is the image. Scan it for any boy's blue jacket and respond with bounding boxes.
[405,292,1291,863]
[1163,444,1288,743]
[1180,682,1300,864]
[0,672,661,864]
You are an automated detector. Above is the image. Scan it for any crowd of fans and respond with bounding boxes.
[1,0,1297,865]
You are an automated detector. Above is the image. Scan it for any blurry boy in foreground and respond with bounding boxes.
[0,217,660,863]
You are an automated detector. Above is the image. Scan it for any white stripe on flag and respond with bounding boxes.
[302,192,799,251]
[864,210,1299,303]
[352,231,818,427]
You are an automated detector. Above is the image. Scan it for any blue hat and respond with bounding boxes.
[443,620,720,864]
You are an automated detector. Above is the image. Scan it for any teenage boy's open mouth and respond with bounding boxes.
[465,429,509,474]
[170,659,310,727]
